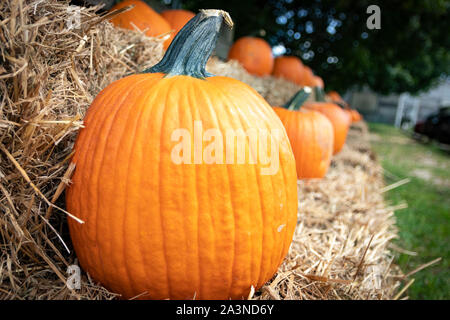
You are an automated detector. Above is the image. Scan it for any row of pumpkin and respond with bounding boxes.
[110,1,323,88]
[108,0,362,180]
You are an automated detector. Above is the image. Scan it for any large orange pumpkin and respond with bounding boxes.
[161,9,195,38]
[303,102,351,154]
[272,55,305,85]
[66,10,298,300]
[273,89,333,179]
[228,37,274,76]
[109,0,173,49]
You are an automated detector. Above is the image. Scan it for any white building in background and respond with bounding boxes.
[347,79,450,128]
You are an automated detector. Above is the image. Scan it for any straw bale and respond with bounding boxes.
[206,58,303,106]
[253,122,404,300]
[0,0,164,299]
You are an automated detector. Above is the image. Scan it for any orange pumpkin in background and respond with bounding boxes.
[302,66,315,86]
[303,102,351,154]
[228,37,274,76]
[109,0,173,49]
[326,90,351,109]
[272,55,305,85]
[273,89,334,179]
[161,9,195,38]
[343,109,353,122]
[327,90,344,103]
[312,75,324,89]
[67,10,298,300]
[326,91,363,123]
[350,109,363,122]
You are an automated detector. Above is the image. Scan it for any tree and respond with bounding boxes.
[180,0,449,95]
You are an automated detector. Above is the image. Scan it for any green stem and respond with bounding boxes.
[283,87,312,111]
[144,10,233,78]
[334,101,347,109]
[314,86,325,102]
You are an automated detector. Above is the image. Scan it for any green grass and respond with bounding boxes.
[368,122,449,299]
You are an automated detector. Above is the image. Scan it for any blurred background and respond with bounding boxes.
[189,0,449,134]
[89,0,450,133]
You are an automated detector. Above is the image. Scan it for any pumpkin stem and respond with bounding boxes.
[314,86,326,102]
[333,100,347,109]
[144,9,233,79]
[284,87,312,111]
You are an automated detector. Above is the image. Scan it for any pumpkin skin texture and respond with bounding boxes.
[161,9,196,38]
[272,56,305,85]
[273,107,333,179]
[303,102,350,155]
[109,0,173,49]
[228,37,274,76]
[66,11,298,300]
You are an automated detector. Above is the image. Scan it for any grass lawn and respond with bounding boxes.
[368,122,449,299]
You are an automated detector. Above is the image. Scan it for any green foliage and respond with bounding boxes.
[369,122,449,299]
[179,0,450,94]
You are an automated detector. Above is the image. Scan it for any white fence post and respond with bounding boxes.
[395,93,407,128]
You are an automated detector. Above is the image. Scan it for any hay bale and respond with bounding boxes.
[0,0,164,299]
[206,58,302,106]
[1,0,406,299]
[253,123,405,300]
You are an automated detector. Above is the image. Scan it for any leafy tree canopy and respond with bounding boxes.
[177,0,450,95]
